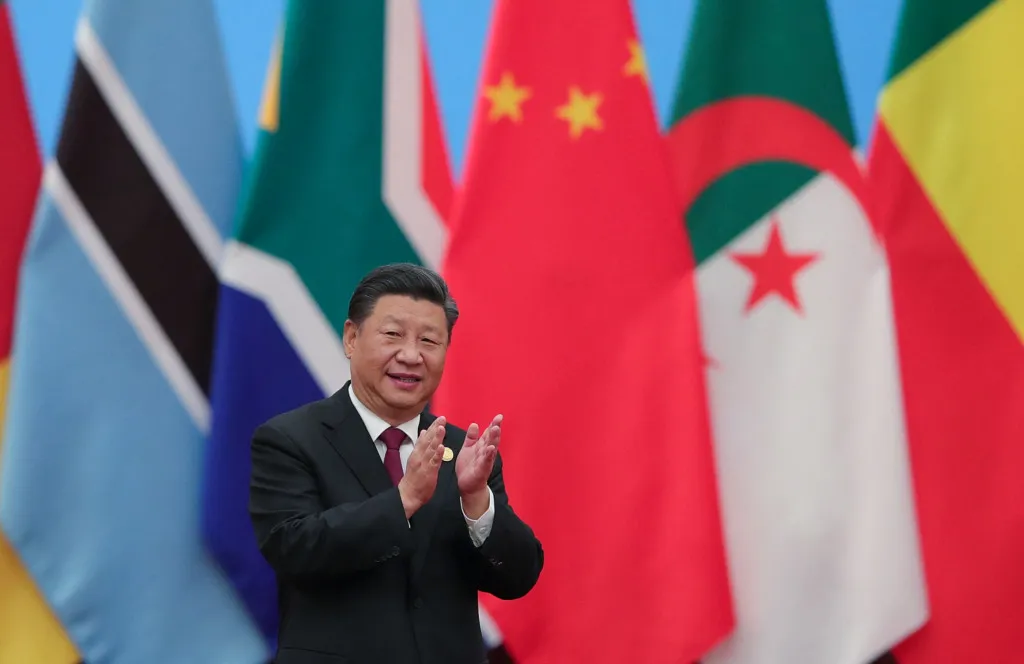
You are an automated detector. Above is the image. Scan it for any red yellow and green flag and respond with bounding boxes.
[868,0,1024,661]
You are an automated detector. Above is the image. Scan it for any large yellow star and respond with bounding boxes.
[483,72,531,123]
[555,87,603,139]
[623,39,648,82]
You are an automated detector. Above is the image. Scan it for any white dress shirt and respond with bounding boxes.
[348,385,494,547]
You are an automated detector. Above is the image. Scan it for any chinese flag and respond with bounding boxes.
[433,1,734,661]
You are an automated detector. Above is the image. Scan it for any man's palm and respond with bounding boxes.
[456,415,501,494]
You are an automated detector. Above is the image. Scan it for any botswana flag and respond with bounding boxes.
[0,1,266,661]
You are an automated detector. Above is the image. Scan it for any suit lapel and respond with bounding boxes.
[409,412,458,578]
[319,384,393,497]
[320,387,457,577]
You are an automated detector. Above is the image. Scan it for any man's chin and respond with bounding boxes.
[381,382,428,409]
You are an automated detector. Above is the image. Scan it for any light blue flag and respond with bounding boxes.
[0,1,268,661]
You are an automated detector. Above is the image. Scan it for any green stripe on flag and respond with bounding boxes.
[235,0,421,335]
[687,162,815,264]
[669,0,855,262]
[886,0,997,81]
[669,0,855,143]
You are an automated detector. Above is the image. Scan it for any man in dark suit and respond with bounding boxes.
[249,263,543,664]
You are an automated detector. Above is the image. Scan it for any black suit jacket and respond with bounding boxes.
[249,383,543,664]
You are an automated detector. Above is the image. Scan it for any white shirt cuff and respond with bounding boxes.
[462,486,495,547]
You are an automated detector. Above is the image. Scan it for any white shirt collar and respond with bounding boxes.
[348,384,420,444]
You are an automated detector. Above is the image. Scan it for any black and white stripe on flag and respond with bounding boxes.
[43,17,227,442]
[54,57,219,400]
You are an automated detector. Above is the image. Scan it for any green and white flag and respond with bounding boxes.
[666,1,928,661]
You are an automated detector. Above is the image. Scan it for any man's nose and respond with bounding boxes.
[395,340,423,364]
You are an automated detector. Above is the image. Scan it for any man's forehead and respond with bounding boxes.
[375,303,446,330]
[379,311,441,325]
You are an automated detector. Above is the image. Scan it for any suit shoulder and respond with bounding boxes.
[257,395,333,440]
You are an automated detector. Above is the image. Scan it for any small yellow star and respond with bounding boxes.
[623,39,648,82]
[483,72,531,123]
[555,86,603,139]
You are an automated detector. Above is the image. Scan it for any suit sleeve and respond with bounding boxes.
[471,452,544,599]
[248,422,413,582]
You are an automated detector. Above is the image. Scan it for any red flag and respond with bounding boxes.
[418,32,453,224]
[433,1,733,661]
[0,0,40,355]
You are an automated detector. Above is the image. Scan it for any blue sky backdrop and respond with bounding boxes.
[9,0,902,177]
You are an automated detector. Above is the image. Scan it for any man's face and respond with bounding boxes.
[343,294,449,423]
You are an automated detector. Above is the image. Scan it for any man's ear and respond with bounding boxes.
[342,319,358,359]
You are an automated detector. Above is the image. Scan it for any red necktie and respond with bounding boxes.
[380,427,406,486]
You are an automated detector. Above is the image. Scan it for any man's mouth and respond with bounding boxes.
[387,373,422,385]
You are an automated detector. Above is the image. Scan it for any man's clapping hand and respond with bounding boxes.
[457,415,501,518]
[397,417,446,518]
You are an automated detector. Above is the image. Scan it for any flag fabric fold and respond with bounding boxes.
[0,1,266,661]
[868,0,1024,660]
[666,1,928,662]
[203,0,455,648]
[433,1,733,661]
[0,2,80,661]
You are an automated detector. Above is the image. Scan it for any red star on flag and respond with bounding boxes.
[730,220,818,313]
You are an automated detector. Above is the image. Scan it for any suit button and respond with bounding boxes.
[391,546,400,556]
[413,598,424,609]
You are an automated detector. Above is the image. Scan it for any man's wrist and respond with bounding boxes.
[461,487,490,520]
[398,483,422,519]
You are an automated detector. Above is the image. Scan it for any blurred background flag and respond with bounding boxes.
[203,0,454,648]
[665,1,928,661]
[0,0,267,661]
[0,1,80,661]
[433,0,733,661]
[868,0,1024,661]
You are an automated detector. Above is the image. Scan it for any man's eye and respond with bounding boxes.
[384,330,401,337]
[421,337,438,345]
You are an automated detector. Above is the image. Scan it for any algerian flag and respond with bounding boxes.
[666,1,929,662]
[201,0,454,647]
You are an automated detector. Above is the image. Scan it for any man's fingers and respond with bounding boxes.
[416,418,442,454]
[465,422,480,446]
[479,423,501,448]
[412,429,431,460]
[429,426,444,452]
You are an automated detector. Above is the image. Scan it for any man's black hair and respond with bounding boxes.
[347,263,459,337]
